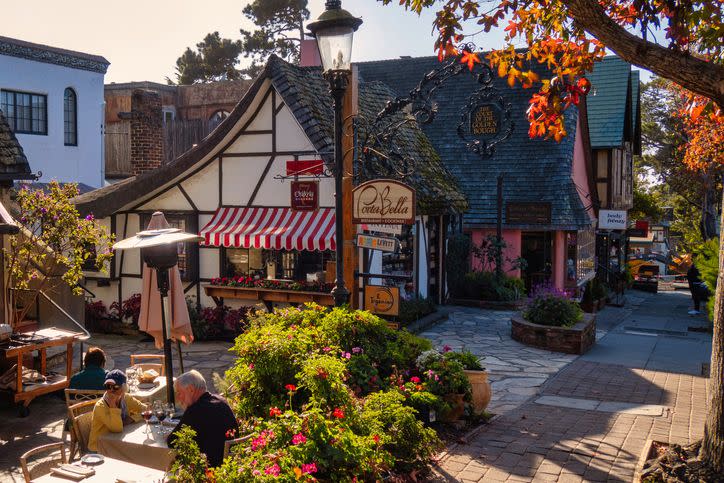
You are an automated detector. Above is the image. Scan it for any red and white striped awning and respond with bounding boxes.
[200,207,336,251]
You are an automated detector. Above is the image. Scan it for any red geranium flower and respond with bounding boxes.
[269,406,282,417]
[410,376,421,383]
[285,384,297,392]
[332,407,345,419]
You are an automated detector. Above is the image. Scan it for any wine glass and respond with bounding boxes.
[141,407,153,435]
[153,400,167,433]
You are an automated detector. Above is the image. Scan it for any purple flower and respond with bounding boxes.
[85,214,94,221]
[341,352,351,359]
[40,207,47,214]
[352,347,363,354]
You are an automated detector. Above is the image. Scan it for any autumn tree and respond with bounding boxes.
[173,32,243,85]
[383,0,724,471]
[240,0,309,78]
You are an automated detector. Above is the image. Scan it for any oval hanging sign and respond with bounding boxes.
[352,179,415,225]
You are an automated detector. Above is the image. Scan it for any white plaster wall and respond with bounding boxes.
[243,95,273,132]
[137,186,192,211]
[221,156,272,206]
[275,105,316,152]
[226,133,273,153]
[199,248,220,279]
[0,54,105,187]
[180,160,219,211]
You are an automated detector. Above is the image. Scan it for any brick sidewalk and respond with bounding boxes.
[436,360,709,482]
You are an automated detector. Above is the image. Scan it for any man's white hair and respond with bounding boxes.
[175,370,207,392]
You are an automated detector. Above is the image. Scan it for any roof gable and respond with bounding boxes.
[357,56,591,229]
[0,110,31,178]
[586,56,632,149]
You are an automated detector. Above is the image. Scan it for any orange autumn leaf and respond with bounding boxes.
[460,51,482,70]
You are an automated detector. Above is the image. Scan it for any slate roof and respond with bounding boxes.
[0,36,109,74]
[0,109,31,179]
[74,56,466,217]
[357,56,592,229]
[586,56,635,149]
[630,70,642,155]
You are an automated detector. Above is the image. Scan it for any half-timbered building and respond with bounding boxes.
[73,55,466,311]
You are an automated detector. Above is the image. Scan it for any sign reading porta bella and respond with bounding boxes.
[364,285,399,316]
[352,179,415,225]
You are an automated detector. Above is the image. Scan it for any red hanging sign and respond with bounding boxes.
[291,181,319,211]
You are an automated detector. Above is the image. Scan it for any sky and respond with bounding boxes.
[1,0,647,84]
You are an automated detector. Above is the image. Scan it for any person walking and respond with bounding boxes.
[686,264,708,315]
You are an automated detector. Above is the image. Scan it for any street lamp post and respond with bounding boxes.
[308,0,362,307]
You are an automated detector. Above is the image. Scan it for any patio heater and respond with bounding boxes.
[113,225,202,406]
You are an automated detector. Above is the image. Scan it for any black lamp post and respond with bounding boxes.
[113,224,202,406]
[307,0,363,307]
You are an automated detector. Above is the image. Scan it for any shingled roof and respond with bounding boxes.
[74,55,466,217]
[357,56,592,230]
[0,35,109,74]
[586,56,640,151]
[0,109,31,180]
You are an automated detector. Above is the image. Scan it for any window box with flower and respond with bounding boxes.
[203,276,335,309]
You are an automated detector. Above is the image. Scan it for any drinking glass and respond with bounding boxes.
[153,400,166,434]
[141,408,153,435]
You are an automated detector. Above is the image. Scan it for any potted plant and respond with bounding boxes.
[415,349,471,422]
[443,348,491,415]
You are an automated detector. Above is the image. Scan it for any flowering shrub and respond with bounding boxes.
[187,300,251,341]
[210,276,333,294]
[524,283,583,327]
[415,350,471,398]
[192,304,443,479]
[110,293,141,327]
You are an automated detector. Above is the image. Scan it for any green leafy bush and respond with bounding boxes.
[456,271,524,301]
[444,349,484,371]
[524,285,583,327]
[397,297,436,325]
[694,237,718,319]
[167,426,210,482]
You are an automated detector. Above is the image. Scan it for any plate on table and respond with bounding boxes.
[137,382,156,390]
[81,454,105,465]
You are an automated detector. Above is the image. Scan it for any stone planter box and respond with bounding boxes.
[511,313,596,354]
[448,298,526,310]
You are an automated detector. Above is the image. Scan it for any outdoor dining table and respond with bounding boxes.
[96,421,176,471]
[127,376,172,404]
[30,455,165,482]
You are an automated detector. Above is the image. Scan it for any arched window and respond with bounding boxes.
[64,88,77,146]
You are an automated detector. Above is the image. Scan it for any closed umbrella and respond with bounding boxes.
[138,212,194,348]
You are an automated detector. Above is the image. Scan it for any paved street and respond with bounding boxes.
[433,290,712,482]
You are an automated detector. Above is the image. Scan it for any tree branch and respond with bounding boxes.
[564,0,724,106]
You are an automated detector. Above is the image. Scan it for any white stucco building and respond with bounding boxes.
[0,36,109,188]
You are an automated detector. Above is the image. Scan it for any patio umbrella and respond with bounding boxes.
[138,212,194,349]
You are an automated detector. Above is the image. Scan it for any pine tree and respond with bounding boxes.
[173,32,242,85]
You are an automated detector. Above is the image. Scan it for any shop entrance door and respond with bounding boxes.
[521,231,553,292]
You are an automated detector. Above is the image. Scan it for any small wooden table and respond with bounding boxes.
[96,421,176,471]
[0,327,83,416]
[31,456,165,483]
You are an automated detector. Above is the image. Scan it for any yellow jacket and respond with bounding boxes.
[88,394,145,451]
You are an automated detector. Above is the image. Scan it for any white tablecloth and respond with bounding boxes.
[31,456,165,482]
[96,421,175,471]
[127,377,172,404]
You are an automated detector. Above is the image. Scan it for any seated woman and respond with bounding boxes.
[69,347,107,390]
[88,369,146,451]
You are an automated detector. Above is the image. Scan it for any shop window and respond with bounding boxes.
[140,213,198,282]
[223,249,334,283]
[576,228,596,284]
[224,248,265,278]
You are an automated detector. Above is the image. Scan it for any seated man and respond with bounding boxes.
[167,370,239,467]
[88,369,145,451]
[69,347,107,390]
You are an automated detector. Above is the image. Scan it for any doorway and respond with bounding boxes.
[521,231,553,292]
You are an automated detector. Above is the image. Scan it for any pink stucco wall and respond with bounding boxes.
[552,230,566,290]
[572,116,596,221]
[471,229,522,278]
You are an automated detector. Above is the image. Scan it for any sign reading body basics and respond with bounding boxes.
[356,234,398,253]
[364,285,400,316]
[598,210,628,230]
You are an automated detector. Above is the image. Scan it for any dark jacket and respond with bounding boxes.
[69,365,107,390]
[167,392,238,467]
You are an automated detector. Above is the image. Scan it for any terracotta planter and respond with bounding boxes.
[441,393,466,422]
[464,370,492,415]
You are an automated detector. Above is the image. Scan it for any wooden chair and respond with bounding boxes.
[67,399,97,460]
[223,434,252,459]
[20,442,67,482]
[64,389,105,460]
[130,354,165,376]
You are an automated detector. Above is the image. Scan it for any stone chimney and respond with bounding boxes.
[129,89,164,175]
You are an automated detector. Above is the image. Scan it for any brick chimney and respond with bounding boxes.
[129,89,164,175]
[299,38,322,67]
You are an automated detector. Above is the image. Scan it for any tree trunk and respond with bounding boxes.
[565,0,724,107]
[701,191,724,472]
[700,175,718,241]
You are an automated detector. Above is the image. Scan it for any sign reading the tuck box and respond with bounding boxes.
[290,181,318,211]
[364,285,400,316]
[506,202,552,224]
[352,180,415,225]
[471,105,499,135]
[598,210,628,230]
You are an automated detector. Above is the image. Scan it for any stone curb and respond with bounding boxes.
[404,307,451,334]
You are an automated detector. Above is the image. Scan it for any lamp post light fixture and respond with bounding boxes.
[307,0,362,307]
[113,224,202,406]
